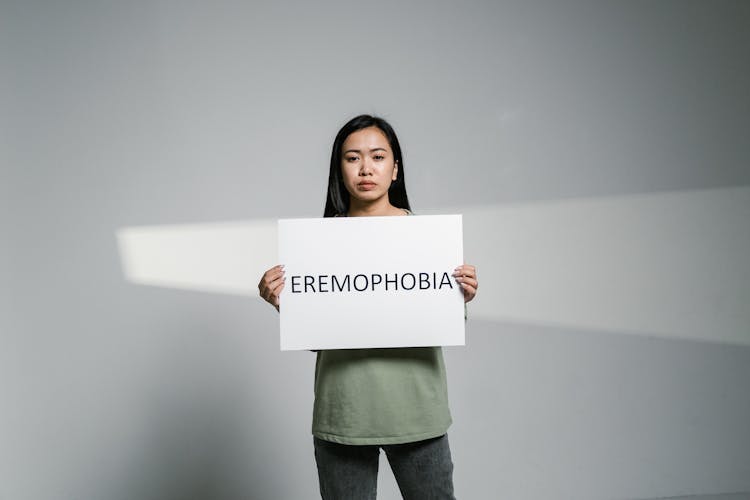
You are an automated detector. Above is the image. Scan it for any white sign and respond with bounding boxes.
[278,215,465,350]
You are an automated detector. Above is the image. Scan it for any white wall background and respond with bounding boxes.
[2,1,749,499]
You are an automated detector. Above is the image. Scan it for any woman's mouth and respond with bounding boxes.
[357,182,377,190]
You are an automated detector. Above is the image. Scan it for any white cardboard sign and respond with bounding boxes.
[278,215,465,350]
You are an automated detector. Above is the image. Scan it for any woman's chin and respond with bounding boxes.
[350,192,387,203]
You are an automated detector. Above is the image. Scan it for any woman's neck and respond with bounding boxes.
[348,197,405,217]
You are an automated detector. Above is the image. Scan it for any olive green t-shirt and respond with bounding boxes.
[312,347,452,445]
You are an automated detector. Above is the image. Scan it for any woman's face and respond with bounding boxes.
[340,126,398,205]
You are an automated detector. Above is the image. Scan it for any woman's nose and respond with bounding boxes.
[359,158,373,175]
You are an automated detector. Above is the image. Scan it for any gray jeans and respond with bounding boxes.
[313,434,456,500]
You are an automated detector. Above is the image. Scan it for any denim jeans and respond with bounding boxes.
[313,434,456,500]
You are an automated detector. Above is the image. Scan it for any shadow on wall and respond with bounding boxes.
[445,318,750,500]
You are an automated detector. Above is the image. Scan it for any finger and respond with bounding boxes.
[259,268,285,292]
[270,278,286,300]
[263,267,285,284]
[455,276,478,289]
[452,265,476,278]
[259,276,285,303]
[462,265,476,277]
[262,272,285,291]
[453,267,477,281]
[264,264,285,277]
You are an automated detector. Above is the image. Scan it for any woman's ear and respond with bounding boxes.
[392,160,398,181]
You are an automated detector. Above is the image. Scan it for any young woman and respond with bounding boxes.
[258,115,478,500]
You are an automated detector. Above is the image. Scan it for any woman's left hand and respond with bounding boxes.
[453,264,478,303]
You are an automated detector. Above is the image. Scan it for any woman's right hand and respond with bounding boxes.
[258,264,285,312]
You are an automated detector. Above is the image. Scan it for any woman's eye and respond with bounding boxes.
[374,155,385,160]
[346,156,358,162]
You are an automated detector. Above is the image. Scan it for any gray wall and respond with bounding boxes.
[2,1,749,499]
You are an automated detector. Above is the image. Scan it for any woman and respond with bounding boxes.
[259,115,478,499]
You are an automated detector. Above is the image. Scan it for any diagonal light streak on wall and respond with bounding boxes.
[116,185,750,346]
[116,219,278,296]
[455,185,750,346]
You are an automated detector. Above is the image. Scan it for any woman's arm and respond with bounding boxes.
[453,264,478,303]
[258,264,285,312]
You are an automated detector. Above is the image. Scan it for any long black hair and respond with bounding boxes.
[323,114,411,217]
